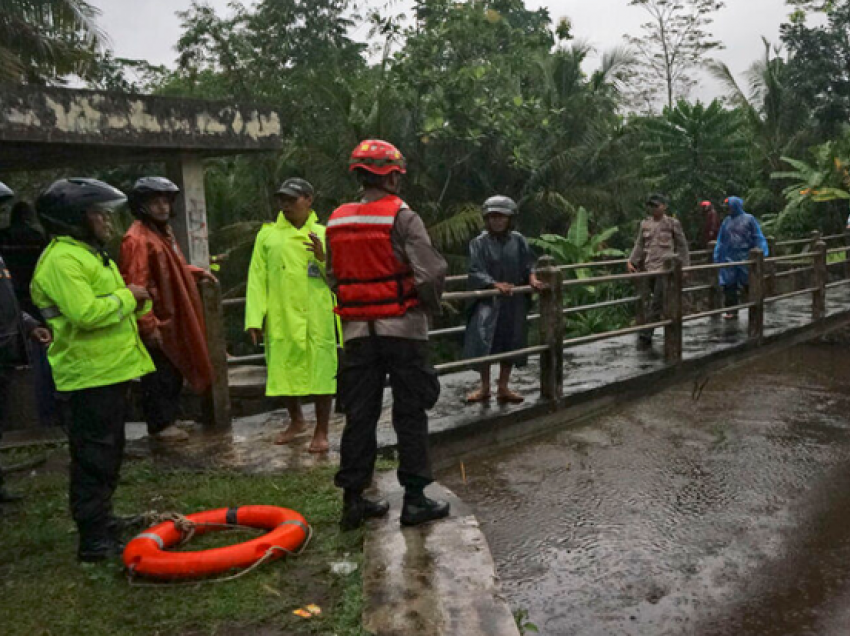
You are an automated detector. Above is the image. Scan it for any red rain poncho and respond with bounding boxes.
[120,221,212,393]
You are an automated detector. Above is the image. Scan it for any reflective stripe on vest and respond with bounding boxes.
[326,215,396,228]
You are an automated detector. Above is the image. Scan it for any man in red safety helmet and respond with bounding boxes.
[327,140,450,530]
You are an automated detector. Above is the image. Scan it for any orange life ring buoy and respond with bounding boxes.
[123,505,309,580]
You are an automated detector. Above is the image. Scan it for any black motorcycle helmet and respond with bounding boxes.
[36,178,126,239]
[0,181,14,205]
[128,176,180,219]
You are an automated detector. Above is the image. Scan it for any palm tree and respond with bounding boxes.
[0,0,105,83]
[708,39,811,212]
[641,100,746,214]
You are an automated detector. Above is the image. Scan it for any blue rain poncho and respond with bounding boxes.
[714,197,769,288]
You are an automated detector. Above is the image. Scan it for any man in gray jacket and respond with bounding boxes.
[327,139,449,530]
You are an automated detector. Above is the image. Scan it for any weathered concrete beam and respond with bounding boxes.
[0,84,281,171]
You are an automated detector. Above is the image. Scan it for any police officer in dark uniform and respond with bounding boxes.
[0,181,52,505]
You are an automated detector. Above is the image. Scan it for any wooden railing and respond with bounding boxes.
[204,230,850,425]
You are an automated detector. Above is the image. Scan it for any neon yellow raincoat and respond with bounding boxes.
[30,237,155,392]
[244,212,337,397]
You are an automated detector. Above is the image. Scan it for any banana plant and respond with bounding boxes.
[529,206,623,280]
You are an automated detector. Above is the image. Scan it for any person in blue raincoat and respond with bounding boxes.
[714,196,769,319]
[463,196,543,404]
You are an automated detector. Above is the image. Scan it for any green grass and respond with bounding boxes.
[0,445,370,636]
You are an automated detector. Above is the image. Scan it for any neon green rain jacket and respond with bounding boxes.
[244,212,338,397]
[31,237,155,392]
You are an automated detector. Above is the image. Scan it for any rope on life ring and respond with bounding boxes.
[123,505,311,585]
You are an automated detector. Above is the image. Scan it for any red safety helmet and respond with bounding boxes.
[349,140,407,175]
[699,200,712,208]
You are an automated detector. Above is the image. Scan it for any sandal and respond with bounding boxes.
[466,389,491,403]
[496,389,525,404]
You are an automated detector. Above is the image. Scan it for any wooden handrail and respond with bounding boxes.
[684,259,752,273]
[763,287,820,304]
[563,320,671,348]
[434,345,550,375]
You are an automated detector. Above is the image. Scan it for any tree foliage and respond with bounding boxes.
[782,0,850,138]
[627,0,725,110]
[5,0,849,296]
[0,0,104,82]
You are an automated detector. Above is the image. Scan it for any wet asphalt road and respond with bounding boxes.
[438,343,850,635]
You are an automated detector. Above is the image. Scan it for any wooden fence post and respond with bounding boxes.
[664,256,683,363]
[199,279,232,428]
[707,240,722,312]
[813,240,827,321]
[537,256,564,402]
[748,248,765,342]
[844,228,850,280]
[765,236,777,297]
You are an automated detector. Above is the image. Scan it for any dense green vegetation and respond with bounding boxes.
[4,0,850,325]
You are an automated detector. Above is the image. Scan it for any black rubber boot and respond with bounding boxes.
[78,539,124,562]
[78,525,124,563]
[400,494,450,527]
[340,491,390,531]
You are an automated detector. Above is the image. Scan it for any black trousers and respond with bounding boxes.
[0,366,10,490]
[334,337,440,493]
[724,284,747,314]
[140,347,184,434]
[60,382,129,538]
[641,276,666,339]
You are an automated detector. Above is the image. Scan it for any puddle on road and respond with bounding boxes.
[438,343,850,635]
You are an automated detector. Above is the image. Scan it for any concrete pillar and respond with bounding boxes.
[166,154,211,268]
[166,155,230,428]
[536,256,564,402]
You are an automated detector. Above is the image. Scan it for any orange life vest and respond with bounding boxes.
[327,195,419,321]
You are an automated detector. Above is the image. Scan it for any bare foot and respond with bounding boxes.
[496,388,525,404]
[466,388,491,403]
[274,420,307,445]
[308,435,329,453]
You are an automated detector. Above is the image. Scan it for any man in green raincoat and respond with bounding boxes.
[245,178,337,453]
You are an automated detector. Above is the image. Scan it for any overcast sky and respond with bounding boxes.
[91,0,792,100]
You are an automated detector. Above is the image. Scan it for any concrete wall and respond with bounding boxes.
[0,85,281,171]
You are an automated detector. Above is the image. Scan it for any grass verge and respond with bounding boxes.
[0,444,369,636]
